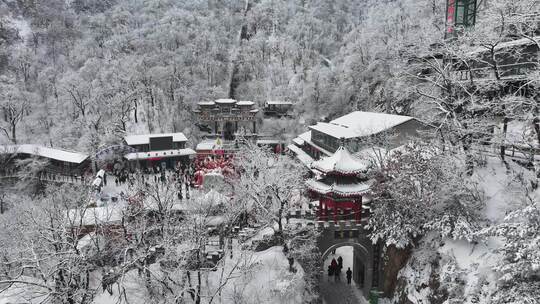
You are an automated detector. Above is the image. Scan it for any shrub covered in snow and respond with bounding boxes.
[368,143,485,249]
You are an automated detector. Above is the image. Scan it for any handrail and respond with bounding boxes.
[0,171,87,185]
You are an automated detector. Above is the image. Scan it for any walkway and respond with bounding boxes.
[320,247,368,304]
[0,172,86,185]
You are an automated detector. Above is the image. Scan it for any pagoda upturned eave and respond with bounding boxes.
[306,179,372,197]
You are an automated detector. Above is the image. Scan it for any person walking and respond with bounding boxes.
[330,258,338,271]
[346,267,352,284]
[335,265,341,282]
[337,256,343,271]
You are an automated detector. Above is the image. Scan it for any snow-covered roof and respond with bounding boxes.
[1,144,89,164]
[198,101,216,106]
[306,179,372,197]
[124,148,196,160]
[310,122,359,139]
[310,111,414,139]
[256,139,281,145]
[237,100,254,106]
[266,101,293,105]
[215,98,237,104]
[287,144,314,167]
[66,206,124,227]
[292,137,304,146]
[466,36,539,56]
[196,140,216,151]
[311,146,370,175]
[124,133,188,146]
[298,131,311,143]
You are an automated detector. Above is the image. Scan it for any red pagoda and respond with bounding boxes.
[306,145,372,222]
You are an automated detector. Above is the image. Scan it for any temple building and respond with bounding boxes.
[194,99,259,141]
[306,144,372,223]
[123,133,195,169]
[0,144,90,177]
[288,111,433,167]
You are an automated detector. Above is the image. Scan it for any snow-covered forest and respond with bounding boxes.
[0,0,539,303]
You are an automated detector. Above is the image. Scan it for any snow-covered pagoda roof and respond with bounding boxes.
[198,101,216,106]
[237,100,255,106]
[309,111,414,139]
[1,144,89,164]
[306,179,372,197]
[311,146,370,175]
[124,133,188,145]
[215,98,237,104]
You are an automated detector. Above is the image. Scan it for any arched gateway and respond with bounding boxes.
[316,222,383,295]
[305,143,384,297]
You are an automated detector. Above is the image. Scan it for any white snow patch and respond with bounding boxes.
[6,17,32,41]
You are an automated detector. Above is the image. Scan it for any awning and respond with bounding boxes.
[287,144,314,167]
[292,137,304,146]
[124,148,196,161]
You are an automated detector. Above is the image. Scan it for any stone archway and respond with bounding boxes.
[321,242,370,261]
[317,225,381,297]
[321,241,372,293]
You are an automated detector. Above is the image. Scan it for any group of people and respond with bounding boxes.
[328,256,353,284]
[174,167,193,200]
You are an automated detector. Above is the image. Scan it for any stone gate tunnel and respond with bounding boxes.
[317,220,384,297]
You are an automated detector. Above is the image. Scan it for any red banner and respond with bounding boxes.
[446,0,455,33]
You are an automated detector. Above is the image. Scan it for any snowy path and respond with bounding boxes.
[320,276,367,304]
[320,247,368,304]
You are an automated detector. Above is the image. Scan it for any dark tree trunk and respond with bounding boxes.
[500,116,509,159]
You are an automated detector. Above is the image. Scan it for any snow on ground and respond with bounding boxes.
[395,156,538,303]
[320,247,367,304]
[217,246,305,304]
[4,15,32,42]
[92,246,304,304]
[0,276,48,304]
[89,175,306,303]
[438,237,502,303]
[472,157,535,222]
